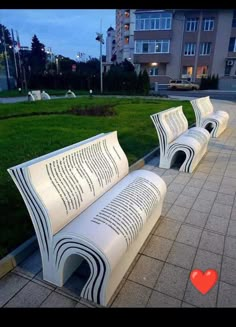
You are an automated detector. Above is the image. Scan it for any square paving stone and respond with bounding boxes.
[197,189,217,203]
[4,281,51,307]
[128,255,164,288]
[167,183,185,194]
[227,220,236,237]
[202,181,220,192]
[217,282,236,307]
[185,210,209,228]
[224,237,236,259]
[176,224,202,247]
[0,273,29,307]
[155,263,189,300]
[215,193,235,206]
[199,230,224,255]
[154,217,181,241]
[111,280,151,307]
[40,291,77,307]
[183,278,218,307]
[192,249,222,273]
[187,178,205,188]
[221,256,236,286]
[166,205,190,222]
[147,290,181,307]
[165,191,179,204]
[143,235,173,261]
[205,215,229,234]
[174,194,196,209]
[162,202,172,216]
[166,242,196,270]
[182,186,201,199]
[210,202,232,219]
[192,199,213,214]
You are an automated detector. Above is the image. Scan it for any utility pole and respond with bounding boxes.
[1,25,10,89]
[11,29,18,81]
[96,19,104,94]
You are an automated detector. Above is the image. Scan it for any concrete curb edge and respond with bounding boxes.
[0,146,160,279]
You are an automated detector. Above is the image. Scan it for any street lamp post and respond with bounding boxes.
[96,20,104,94]
[100,40,103,94]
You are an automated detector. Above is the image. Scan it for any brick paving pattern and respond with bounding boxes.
[0,99,236,308]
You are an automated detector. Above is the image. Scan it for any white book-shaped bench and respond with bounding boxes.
[190,96,229,138]
[7,131,166,306]
[41,91,51,100]
[65,90,76,98]
[151,106,210,173]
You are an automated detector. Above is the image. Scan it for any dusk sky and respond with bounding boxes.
[0,9,115,60]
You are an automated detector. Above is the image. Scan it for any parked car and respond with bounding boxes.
[168,79,199,90]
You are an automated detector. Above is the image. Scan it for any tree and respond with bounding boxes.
[142,69,150,95]
[29,35,47,74]
[0,24,14,88]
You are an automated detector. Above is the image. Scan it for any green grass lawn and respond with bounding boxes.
[0,97,195,259]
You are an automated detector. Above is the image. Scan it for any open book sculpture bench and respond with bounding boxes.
[65,90,76,98]
[151,106,210,173]
[28,90,50,101]
[8,131,166,306]
[190,96,229,138]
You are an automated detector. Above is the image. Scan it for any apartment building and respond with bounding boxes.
[115,9,236,89]
[115,9,135,63]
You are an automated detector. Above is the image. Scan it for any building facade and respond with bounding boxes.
[115,9,236,89]
[115,9,135,63]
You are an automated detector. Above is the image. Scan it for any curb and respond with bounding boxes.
[0,236,38,279]
[0,146,160,279]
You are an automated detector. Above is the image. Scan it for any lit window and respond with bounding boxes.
[149,67,159,76]
[135,40,170,54]
[197,66,208,78]
[125,10,130,18]
[182,66,193,77]
[124,37,129,44]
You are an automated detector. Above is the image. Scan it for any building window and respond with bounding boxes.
[135,12,172,31]
[229,37,236,52]
[202,18,214,31]
[197,66,208,78]
[135,40,170,54]
[185,18,198,32]
[232,10,236,27]
[125,10,130,18]
[200,42,211,55]
[224,64,231,76]
[124,37,129,45]
[149,67,159,76]
[182,66,193,78]
[184,43,196,56]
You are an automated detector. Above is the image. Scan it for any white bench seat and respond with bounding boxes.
[8,131,166,306]
[151,106,210,173]
[190,96,229,138]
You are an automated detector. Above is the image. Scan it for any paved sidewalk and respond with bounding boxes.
[0,99,236,308]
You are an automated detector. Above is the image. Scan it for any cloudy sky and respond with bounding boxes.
[0,9,115,60]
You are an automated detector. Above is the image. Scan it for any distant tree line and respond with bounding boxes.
[0,25,150,94]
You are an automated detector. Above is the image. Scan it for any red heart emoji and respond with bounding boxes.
[190,269,218,295]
